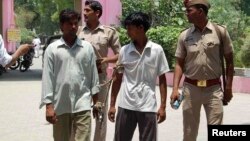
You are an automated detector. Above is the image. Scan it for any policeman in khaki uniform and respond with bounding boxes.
[78,1,121,141]
[170,0,234,141]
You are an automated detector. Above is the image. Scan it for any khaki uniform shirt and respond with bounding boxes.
[78,24,121,73]
[175,21,233,80]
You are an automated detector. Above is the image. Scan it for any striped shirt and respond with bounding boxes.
[40,37,100,116]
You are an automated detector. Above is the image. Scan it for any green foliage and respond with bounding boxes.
[240,41,250,67]
[14,6,36,44]
[201,0,250,68]
[118,26,182,69]
[15,0,74,36]
[117,28,130,46]
[15,6,36,28]
[240,31,250,67]
[147,26,182,69]
[121,0,187,27]
[20,28,35,44]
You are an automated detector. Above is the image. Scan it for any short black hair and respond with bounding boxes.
[194,4,209,15]
[59,9,81,24]
[123,12,151,32]
[85,0,103,18]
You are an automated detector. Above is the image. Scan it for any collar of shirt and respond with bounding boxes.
[57,37,83,49]
[83,23,104,32]
[127,40,153,54]
[190,21,213,33]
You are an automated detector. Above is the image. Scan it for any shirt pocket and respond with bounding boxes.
[123,60,139,71]
[202,39,219,51]
[185,40,198,53]
[97,36,108,49]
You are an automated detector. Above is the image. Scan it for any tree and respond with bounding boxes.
[15,0,74,36]
[121,0,187,27]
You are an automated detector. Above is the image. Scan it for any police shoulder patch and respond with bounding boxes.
[103,25,117,31]
[213,22,226,29]
[181,27,189,33]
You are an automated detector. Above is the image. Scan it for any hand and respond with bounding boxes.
[157,107,166,123]
[223,88,233,104]
[92,102,102,118]
[46,104,57,124]
[96,59,104,73]
[92,108,98,119]
[17,44,34,56]
[108,106,116,122]
[170,90,179,104]
[101,57,108,64]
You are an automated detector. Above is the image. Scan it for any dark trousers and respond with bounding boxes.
[114,107,157,141]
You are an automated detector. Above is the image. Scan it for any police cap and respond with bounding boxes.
[186,0,211,9]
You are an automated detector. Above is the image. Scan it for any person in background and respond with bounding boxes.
[170,0,234,141]
[108,12,169,141]
[78,1,121,141]
[32,36,41,58]
[40,9,100,141]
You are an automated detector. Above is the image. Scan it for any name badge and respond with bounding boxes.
[197,80,207,87]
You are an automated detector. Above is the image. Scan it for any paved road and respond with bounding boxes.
[0,56,250,141]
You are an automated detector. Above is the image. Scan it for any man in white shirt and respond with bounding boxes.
[32,37,41,58]
[0,34,33,68]
[108,12,170,141]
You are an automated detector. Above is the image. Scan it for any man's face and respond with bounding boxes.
[185,6,200,23]
[60,18,79,37]
[126,24,143,41]
[83,5,99,23]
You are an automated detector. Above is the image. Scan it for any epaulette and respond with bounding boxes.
[180,27,189,33]
[103,25,118,31]
[213,22,226,29]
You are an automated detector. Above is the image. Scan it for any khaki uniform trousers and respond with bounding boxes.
[93,73,109,141]
[53,110,91,141]
[182,83,223,141]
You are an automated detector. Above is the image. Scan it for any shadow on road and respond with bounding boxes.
[0,69,42,81]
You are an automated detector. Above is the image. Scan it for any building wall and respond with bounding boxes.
[2,0,16,53]
[0,0,2,34]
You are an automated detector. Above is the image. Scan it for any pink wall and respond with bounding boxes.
[2,0,16,53]
[80,0,122,26]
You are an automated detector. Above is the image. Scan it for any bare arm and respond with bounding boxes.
[101,54,119,64]
[170,57,185,101]
[108,71,123,122]
[46,103,57,124]
[223,52,234,103]
[5,44,33,68]
[157,74,167,123]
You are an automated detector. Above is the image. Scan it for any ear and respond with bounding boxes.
[199,8,204,15]
[139,25,145,31]
[95,10,101,18]
[60,24,64,32]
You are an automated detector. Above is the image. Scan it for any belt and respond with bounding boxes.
[184,77,221,87]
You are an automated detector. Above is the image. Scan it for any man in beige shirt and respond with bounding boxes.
[78,1,121,141]
[171,0,234,141]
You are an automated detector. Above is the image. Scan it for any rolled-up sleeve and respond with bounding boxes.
[109,29,121,54]
[89,46,100,95]
[0,35,12,67]
[40,45,55,108]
